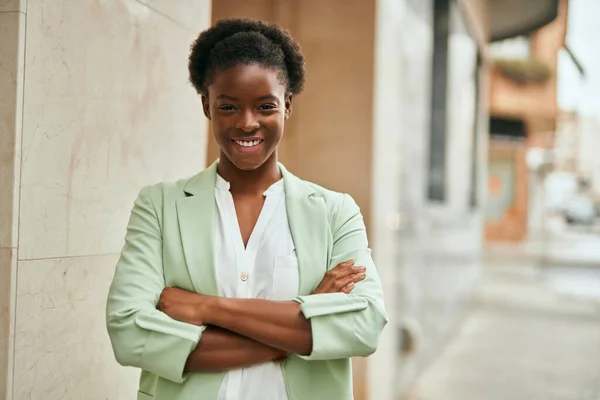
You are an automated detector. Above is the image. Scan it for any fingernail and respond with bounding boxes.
[348,282,354,288]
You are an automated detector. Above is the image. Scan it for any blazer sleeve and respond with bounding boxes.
[295,194,388,360]
[106,186,205,383]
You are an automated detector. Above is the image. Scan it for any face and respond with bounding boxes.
[202,64,292,171]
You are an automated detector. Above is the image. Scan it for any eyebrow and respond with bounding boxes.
[215,94,279,102]
[215,94,238,101]
[256,95,279,102]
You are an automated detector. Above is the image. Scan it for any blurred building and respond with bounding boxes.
[485,0,569,242]
[0,1,561,400]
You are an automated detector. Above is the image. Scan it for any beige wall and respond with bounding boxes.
[210,0,375,229]
[0,1,211,398]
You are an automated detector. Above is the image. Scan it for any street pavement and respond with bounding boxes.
[404,264,600,400]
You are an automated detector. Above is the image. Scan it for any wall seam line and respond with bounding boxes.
[18,253,122,262]
[11,3,26,398]
[0,10,25,15]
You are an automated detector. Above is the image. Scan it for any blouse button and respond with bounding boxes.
[240,272,249,282]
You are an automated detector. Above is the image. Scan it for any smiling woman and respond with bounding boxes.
[189,19,303,175]
[106,18,387,400]
[206,64,287,170]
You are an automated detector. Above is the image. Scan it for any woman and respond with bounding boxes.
[106,18,387,400]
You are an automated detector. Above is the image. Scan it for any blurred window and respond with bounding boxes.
[489,117,526,141]
[428,0,450,201]
[469,55,482,209]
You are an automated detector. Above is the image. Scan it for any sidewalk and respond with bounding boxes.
[404,266,600,400]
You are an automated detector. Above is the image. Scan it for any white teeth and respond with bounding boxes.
[235,139,261,147]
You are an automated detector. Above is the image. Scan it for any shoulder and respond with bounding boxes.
[305,180,348,208]
[136,174,197,209]
[281,164,362,220]
[146,176,192,196]
[294,177,363,230]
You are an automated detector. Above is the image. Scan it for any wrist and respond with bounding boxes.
[198,295,219,325]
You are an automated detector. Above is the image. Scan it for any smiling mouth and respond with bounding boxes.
[232,138,264,148]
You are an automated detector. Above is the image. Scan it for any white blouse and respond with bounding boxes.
[214,174,298,400]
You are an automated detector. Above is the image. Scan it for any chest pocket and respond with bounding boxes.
[271,254,299,301]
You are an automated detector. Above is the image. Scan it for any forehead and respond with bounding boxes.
[209,64,287,99]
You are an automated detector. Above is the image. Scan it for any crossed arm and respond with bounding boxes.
[106,187,387,383]
[158,260,366,372]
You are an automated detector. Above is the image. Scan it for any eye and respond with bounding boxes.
[259,104,278,111]
[218,105,237,111]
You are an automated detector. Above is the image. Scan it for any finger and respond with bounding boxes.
[335,276,354,290]
[332,260,355,273]
[352,272,367,283]
[340,282,354,294]
[336,272,366,291]
[336,273,362,290]
[336,259,355,268]
[332,263,359,278]
[342,266,366,278]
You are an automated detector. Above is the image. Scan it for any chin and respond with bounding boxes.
[232,158,265,171]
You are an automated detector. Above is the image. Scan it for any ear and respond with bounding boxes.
[284,94,293,119]
[201,95,211,120]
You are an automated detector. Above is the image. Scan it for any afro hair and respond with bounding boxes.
[188,18,305,96]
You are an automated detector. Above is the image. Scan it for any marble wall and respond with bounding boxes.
[0,1,211,398]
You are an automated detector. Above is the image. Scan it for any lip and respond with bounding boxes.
[231,138,264,153]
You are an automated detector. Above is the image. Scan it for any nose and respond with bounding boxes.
[235,109,260,132]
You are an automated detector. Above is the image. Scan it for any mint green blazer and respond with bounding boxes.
[106,161,388,400]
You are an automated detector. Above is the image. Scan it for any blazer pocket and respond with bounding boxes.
[271,255,299,301]
[137,391,154,400]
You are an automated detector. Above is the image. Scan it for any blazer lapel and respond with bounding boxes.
[176,162,328,297]
[281,165,330,296]
[176,161,219,296]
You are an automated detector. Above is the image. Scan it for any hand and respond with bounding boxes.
[311,260,366,295]
[158,287,212,326]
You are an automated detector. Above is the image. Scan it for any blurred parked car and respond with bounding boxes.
[564,178,597,225]
[564,193,597,225]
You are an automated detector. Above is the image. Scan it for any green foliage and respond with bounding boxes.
[493,58,551,84]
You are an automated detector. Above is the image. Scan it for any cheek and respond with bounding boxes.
[262,113,285,135]
[211,118,229,138]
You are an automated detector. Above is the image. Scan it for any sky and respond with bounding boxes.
[558,0,600,117]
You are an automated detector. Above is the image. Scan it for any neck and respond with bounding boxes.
[217,153,282,195]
